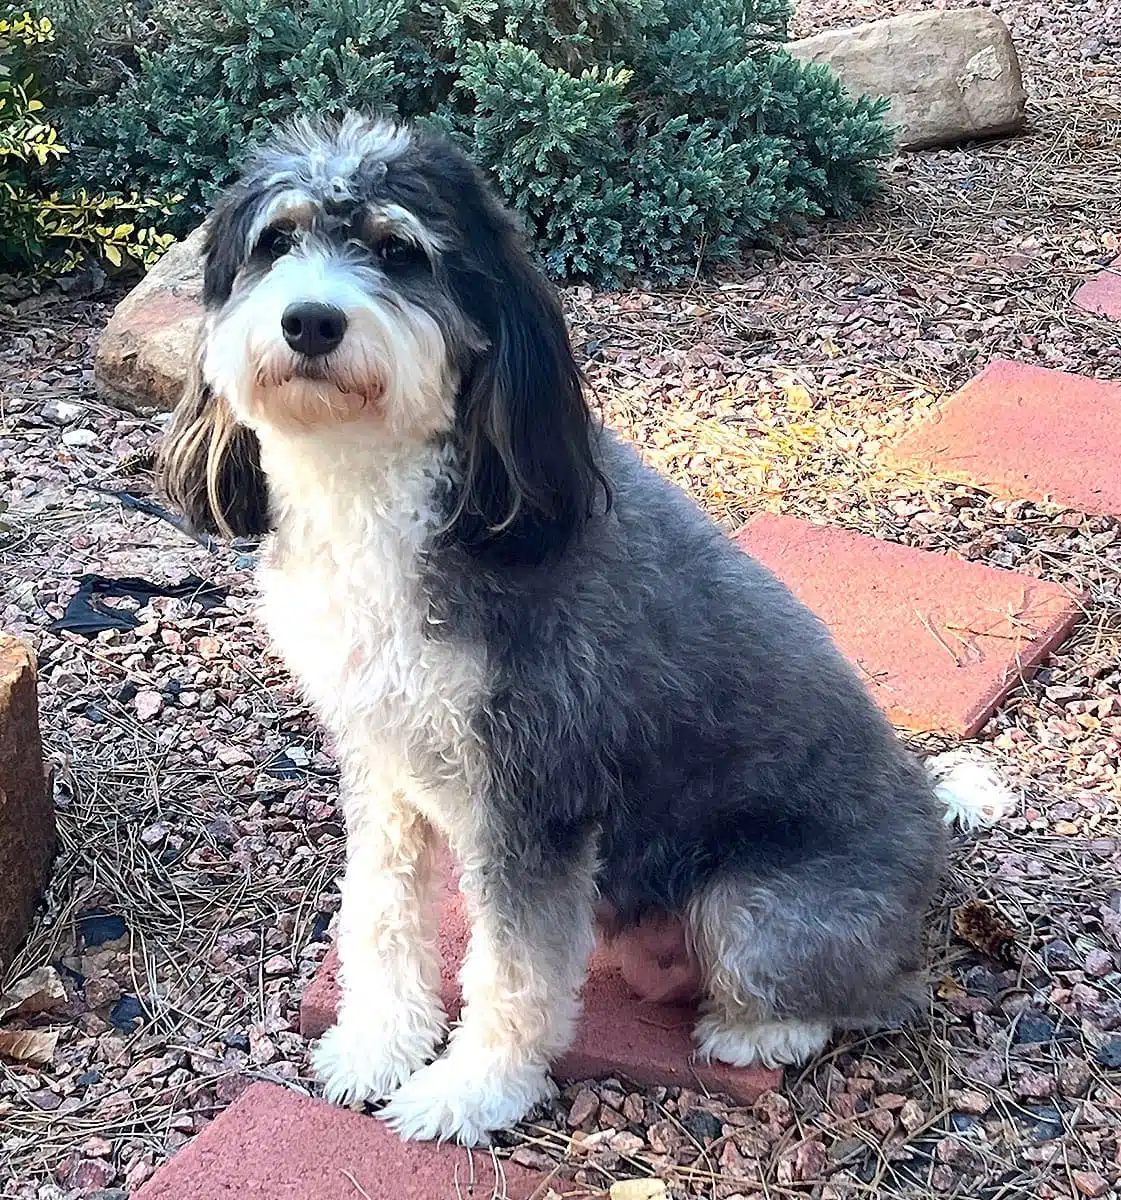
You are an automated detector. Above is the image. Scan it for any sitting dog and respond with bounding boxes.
[161,113,1009,1145]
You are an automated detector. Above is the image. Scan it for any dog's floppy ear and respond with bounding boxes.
[448,194,609,566]
[160,348,270,540]
[200,184,261,308]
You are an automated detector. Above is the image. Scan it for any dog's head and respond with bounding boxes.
[161,114,606,563]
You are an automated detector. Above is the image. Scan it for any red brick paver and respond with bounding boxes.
[736,513,1082,736]
[1073,258,1121,320]
[302,852,779,1104]
[135,1082,570,1199]
[886,359,1121,516]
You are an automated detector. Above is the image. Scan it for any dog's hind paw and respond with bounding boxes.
[694,1014,832,1069]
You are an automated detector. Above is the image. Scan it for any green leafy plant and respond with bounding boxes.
[0,7,177,274]
[52,0,893,285]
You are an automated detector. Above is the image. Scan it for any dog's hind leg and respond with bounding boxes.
[688,871,926,1070]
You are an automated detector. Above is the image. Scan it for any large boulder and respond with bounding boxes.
[787,10,1027,151]
[94,224,206,413]
[0,635,55,970]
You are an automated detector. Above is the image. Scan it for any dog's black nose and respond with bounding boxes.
[281,302,347,358]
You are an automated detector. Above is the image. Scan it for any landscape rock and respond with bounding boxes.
[0,635,55,969]
[94,225,206,413]
[787,10,1026,151]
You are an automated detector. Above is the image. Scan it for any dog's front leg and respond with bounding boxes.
[382,843,597,1144]
[313,766,446,1106]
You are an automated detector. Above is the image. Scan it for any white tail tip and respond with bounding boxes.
[926,750,1016,832]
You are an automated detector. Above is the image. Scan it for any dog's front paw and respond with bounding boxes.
[313,1009,446,1107]
[380,1048,555,1144]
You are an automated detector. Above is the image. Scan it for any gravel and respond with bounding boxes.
[1,0,1119,1194]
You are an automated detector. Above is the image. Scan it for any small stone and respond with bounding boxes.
[622,1093,645,1123]
[133,690,164,721]
[931,1165,956,1191]
[597,1105,628,1130]
[1094,1036,1121,1068]
[953,1089,991,1116]
[964,1052,1004,1085]
[140,823,169,848]
[1059,1059,1093,1098]
[1013,1070,1055,1101]
[609,1181,666,1200]
[681,1108,723,1144]
[755,1091,793,1129]
[84,976,122,1009]
[1013,1009,1055,1044]
[609,1131,644,1156]
[27,1088,63,1111]
[1072,1171,1109,1198]
[216,744,253,766]
[108,995,145,1032]
[42,399,83,425]
[600,1086,626,1111]
[647,1119,682,1156]
[248,1032,277,1066]
[793,1139,828,1180]
[1023,1104,1064,1142]
[1045,939,1080,971]
[509,1147,555,1172]
[868,1108,896,1136]
[214,1074,254,1105]
[874,1092,907,1110]
[69,1160,114,1190]
[935,1138,975,1167]
[900,1099,925,1134]
[567,1087,600,1129]
[1084,949,1114,978]
[61,428,99,448]
[262,955,294,977]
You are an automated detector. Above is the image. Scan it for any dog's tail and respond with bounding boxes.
[925,749,1017,832]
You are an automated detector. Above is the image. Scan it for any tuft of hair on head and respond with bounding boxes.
[159,351,270,541]
[926,749,1016,832]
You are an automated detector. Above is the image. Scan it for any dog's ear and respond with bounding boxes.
[200,185,261,308]
[160,348,270,540]
[448,196,609,565]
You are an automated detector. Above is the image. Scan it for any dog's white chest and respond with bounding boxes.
[256,506,484,769]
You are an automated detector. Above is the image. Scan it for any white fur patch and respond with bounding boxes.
[380,1041,555,1145]
[694,1013,832,1069]
[927,749,1016,831]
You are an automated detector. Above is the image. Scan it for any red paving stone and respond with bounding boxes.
[1073,258,1121,320]
[886,359,1121,517]
[302,851,779,1104]
[736,513,1082,737]
[135,1082,571,1199]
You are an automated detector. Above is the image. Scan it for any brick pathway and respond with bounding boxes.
[887,360,1121,517]
[136,336,1117,1193]
[1073,256,1121,320]
[737,513,1082,736]
[135,1083,576,1199]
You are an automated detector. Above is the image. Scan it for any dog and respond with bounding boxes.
[160,113,1012,1145]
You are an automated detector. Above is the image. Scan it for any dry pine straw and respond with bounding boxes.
[1,0,1120,1195]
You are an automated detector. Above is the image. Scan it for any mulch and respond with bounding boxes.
[0,0,1118,1195]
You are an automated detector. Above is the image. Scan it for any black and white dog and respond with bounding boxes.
[161,114,1010,1144]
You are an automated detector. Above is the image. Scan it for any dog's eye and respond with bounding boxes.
[257,227,294,261]
[376,235,428,272]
